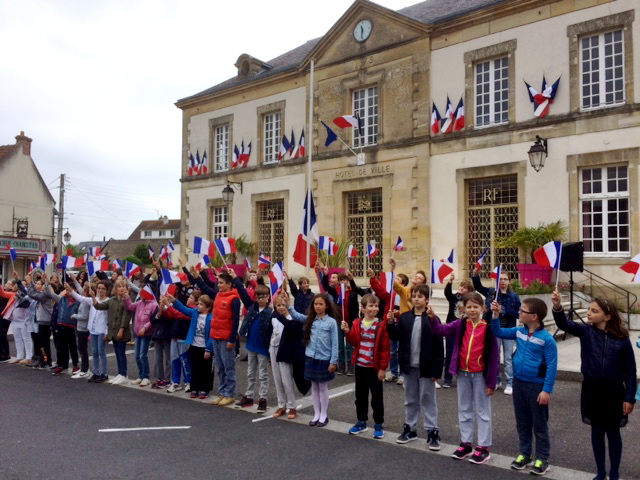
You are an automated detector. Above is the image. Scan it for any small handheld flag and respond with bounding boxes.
[347,245,358,258]
[125,261,141,278]
[87,260,110,276]
[444,248,454,264]
[140,285,156,301]
[193,236,216,258]
[367,242,378,259]
[493,264,503,294]
[533,241,562,269]
[5,244,17,263]
[431,259,454,284]
[476,248,489,270]
[214,237,237,256]
[269,262,284,297]
[393,236,406,252]
[258,253,271,269]
[148,244,155,260]
[489,266,501,279]
[244,257,251,269]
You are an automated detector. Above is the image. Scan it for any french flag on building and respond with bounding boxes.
[525,76,561,118]
[193,236,216,258]
[394,236,406,252]
[232,144,240,169]
[347,244,358,258]
[293,190,319,267]
[533,241,562,269]
[333,115,361,135]
[125,261,141,278]
[87,260,110,276]
[5,244,17,262]
[620,253,640,282]
[293,129,305,158]
[452,97,465,132]
[269,261,285,297]
[288,129,296,157]
[188,153,196,176]
[193,150,201,175]
[214,237,237,256]
[476,248,489,270]
[200,150,208,175]
[367,242,378,259]
[440,96,455,134]
[277,134,290,161]
[431,258,453,284]
[431,102,441,135]
[61,256,84,269]
[239,141,251,167]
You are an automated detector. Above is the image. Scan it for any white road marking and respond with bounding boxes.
[99,426,191,433]
[328,388,353,399]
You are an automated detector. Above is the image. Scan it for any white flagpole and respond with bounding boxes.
[306,59,314,279]
[555,243,563,291]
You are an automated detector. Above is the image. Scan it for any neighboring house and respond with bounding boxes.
[0,132,56,282]
[175,0,640,287]
[102,217,181,264]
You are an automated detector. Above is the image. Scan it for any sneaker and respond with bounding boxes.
[140,378,150,387]
[452,442,473,460]
[396,376,404,385]
[51,367,65,376]
[8,358,19,364]
[72,371,88,379]
[287,409,297,419]
[497,381,503,390]
[167,383,182,393]
[112,375,128,385]
[211,395,223,404]
[72,366,80,374]
[131,378,142,385]
[530,459,550,476]
[510,454,533,470]
[443,380,452,388]
[337,364,346,375]
[346,366,354,376]
[348,421,368,435]
[0,357,11,363]
[256,398,267,414]
[19,359,31,365]
[93,374,107,383]
[435,381,442,389]
[190,391,198,399]
[235,395,254,408]
[218,397,235,407]
[373,424,384,439]
[108,374,121,384]
[504,385,513,395]
[396,424,418,444]
[199,391,209,400]
[184,383,191,393]
[469,446,491,464]
[384,371,397,382]
[427,429,441,451]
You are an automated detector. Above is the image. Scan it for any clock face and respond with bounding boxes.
[354,19,372,42]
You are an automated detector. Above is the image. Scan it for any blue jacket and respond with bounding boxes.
[490,318,558,393]
[305,314,338,364]
[173,300,213,352]
[473,275,521,327]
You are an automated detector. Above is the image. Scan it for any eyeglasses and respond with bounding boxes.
[519,309,533,315]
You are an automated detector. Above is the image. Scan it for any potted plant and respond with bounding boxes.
[226,234,255,278]
[495,220,568,286]
[314,237,354,291]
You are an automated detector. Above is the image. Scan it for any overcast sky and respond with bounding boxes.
[0,0,415,245]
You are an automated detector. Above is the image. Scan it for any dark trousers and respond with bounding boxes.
[513,378,550,461]
[0,318,10,358]
[592,424,623,479]
[38,324,52,365]
[189,346,214,394]
[76,330,90,372]
[56,325,78,369]
[443,336,454,382]
[112,340,127,376]
[355,365,384,424]
[31,332,39,360]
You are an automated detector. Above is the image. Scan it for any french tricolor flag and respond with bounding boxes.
[288,129,296,157]
[160,269,182,296]
[214,237,237,256]
[200,150,208,175]
[125,261,141,278]
[188,153,196,176]
[293,128,305,159]
[193,236,216,257]
[443,248,454,264]
[440,96,455,134]
[148,244,155,260]
[431,102,441,135]
[140,285,156,301]
[278,134,290,161]
[244,257,251,269]
[61,256,84,269]
[239,141,251,167]
[367,243,378,259]
[489,265,501,279]
[39,253,56,270]
[621,253,640,282]
[533,241,562,269]
[431,258,453,284]
[112,259,123,270]
[476,248,489,270]
[269,261,284,297]
[87,260,110,276]
[232,144,240,169]
[333,115,361,132]
[5,244,17,262]
[336,284,346,305]
[196,255,211,271]
[89,246,101,258]
[394,236,406,252]
[381,271,395,294]
[452,97,465,132]
[347,244,358,258]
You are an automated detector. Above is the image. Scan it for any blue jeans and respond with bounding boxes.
[499,337,515,387]
[171,339,191,384]
[112,340,127,376]
[135,335,152,380]
[90,334,108,376]
[389,339,399,377]
[212,339,236,398]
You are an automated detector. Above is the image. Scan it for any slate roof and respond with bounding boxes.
[177,0,506,104]
[127,219,181,241]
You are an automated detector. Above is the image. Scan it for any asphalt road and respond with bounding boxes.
[1,344,639,480]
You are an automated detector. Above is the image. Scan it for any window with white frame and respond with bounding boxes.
[215,125,229,172]
[580,165,629,256]
[212,206,229,239]
[475,56,509,127]
[353,86,378,147]
[263,112,281,164]
[143,231,151,238]
[580,30,625,110]
[158,230,166,237]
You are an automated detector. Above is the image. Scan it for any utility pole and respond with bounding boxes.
[57,174,65,258]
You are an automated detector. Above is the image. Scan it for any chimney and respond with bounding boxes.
[15,131,32,156]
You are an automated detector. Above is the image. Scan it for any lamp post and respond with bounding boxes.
[528,135,548,172]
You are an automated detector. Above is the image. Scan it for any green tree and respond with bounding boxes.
[133,243,151,266]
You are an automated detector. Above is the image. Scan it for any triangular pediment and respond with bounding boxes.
[304,0,429,69]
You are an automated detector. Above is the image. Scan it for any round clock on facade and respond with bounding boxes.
[354,19,372,42]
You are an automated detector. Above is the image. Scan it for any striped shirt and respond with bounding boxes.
[356,319,378,368]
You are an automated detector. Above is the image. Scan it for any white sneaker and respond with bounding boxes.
[140,378,150,387]
[8,358,19,364]
[112,375,128,385]
[184,383,191,393]
[396,376,404,385]
[71,371,87,379]
[131,378,142,385]
[435,382,441,389]
[504,385,513,395]
[167,383,182,393]
[108,374,121,384]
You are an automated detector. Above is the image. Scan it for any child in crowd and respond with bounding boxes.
[343,294,390,439]
[387,284,444,450]
[473,266,520,395]
[49,289,80,376]
[270,293,309,419]
[150,295,173,388]
[71,283,91,379]
[235,279,273,414]
[123,287,158,387]
[27,273,56,369]
[168,291,214,399]
[0,279,33,364]
[389,258,427,314]
[551,290,636,480]
[92,279,132,385]
[285,272,314,316]
[303,293,338,427]
[209,272,241,407]
[491,297,557,476]
[429,292,499,464]
[443,273,475,388]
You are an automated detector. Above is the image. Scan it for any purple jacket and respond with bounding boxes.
[123,296,158,336]
[429,315,500,390]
